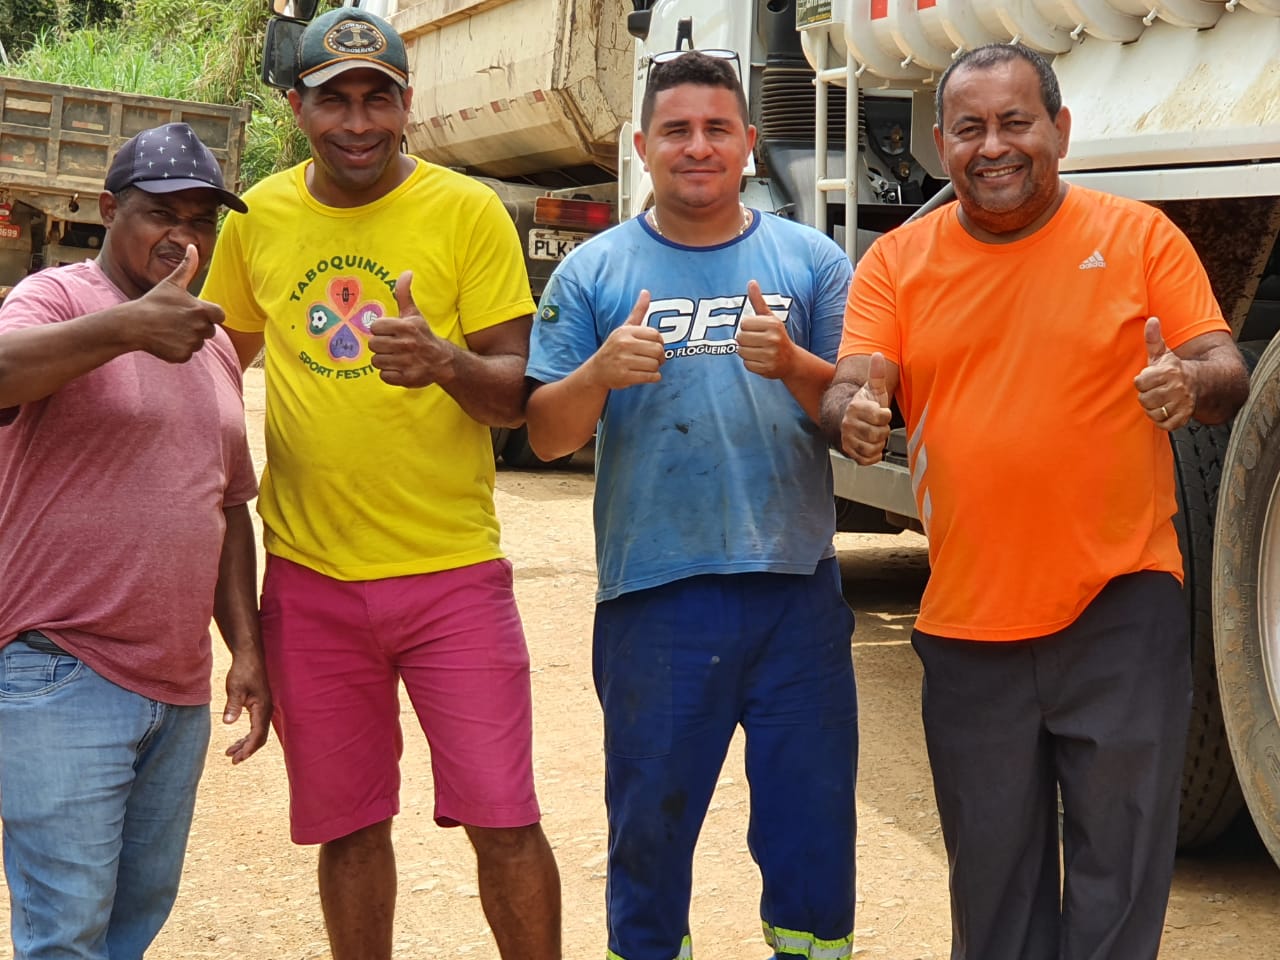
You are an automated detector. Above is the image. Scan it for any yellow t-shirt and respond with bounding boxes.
[841,186,1228,641]
[203,159,535,580]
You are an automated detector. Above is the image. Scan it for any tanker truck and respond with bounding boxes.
[262,0,1280,865]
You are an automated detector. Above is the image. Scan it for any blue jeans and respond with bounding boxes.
[0,635,210,960]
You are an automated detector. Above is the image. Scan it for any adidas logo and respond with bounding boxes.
[1079,250,1107,270]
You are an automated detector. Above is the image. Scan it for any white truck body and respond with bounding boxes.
[803,1,1280,186]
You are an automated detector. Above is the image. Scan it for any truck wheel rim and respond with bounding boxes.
[1260,469,1280,720]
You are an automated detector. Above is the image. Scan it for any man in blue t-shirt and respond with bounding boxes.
[524,50,858,960]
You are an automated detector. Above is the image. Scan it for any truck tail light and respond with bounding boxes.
[533,197,613,232]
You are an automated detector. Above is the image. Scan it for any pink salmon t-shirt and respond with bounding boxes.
[0,259,257,705]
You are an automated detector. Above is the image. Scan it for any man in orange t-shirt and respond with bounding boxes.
[821,43,1249,960]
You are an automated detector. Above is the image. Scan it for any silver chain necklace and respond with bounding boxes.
[648,204,752,239]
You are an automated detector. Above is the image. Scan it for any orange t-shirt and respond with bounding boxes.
[841,186,1228,641]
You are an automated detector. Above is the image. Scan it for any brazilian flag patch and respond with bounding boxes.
[539,304,560,323]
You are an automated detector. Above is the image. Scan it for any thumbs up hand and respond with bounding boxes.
[369,270,454,388]
[736,280,795,380]
[840,352,893,465]
[585,289,666,390]
[133,244,224,363]
[1133,316,1193,431]
[163,242,201,292]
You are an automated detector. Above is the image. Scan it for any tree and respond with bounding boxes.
[0,0,123,58]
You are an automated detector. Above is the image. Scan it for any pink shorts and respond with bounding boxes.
[260,555,541,844]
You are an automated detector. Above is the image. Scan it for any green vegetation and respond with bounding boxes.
[0,0,123,57]
[3,0,314,187]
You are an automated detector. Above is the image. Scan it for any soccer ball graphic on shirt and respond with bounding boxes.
[305,276,385,361]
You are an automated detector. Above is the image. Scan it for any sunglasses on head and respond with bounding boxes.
[645,47,742,86]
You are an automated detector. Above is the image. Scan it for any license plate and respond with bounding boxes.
[528,229,590,261]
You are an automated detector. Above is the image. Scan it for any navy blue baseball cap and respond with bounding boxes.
[104,122,248,213]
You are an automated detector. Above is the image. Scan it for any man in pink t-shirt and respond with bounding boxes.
[0,123,271,960]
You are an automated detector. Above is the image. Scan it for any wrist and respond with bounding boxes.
[223,632,264,656]
[431,338,462,388]
[777,338,802,381]
[1184,359,1202,412]
[579,352,607,392]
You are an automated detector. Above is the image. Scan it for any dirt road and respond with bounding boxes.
[10,368,1280,958]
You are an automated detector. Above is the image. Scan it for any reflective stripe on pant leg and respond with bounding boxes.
[745,560,858,960]
[607,934,693,960]
[763,923,853,959]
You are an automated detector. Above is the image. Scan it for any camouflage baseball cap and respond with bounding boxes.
[295,6,408,89]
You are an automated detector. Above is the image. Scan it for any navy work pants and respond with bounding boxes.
[594,558,859,960]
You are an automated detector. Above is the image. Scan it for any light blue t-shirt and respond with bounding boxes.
[526,211,853,602]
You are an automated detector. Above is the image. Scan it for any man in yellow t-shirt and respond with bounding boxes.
[822,43,1249,960]
[200,8,560,960]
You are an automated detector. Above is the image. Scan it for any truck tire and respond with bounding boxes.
[1213,334,1280,868]
[501,425,574,469]
[1172,420,1246,849]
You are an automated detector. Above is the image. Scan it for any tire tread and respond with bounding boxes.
[1173,420,1247,849]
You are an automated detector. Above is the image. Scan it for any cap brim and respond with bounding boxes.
[134,178,248,214]
[302,59,407,89]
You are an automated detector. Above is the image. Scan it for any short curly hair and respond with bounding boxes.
[935,43,1062,127]
[640,50,749,133]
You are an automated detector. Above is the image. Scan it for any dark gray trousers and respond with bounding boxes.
[912,572,1190,960]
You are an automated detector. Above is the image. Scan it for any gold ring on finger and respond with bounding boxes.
[1160,405,1169,419]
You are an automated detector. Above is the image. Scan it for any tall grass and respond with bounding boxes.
[4,0,310,187]
[11,26,204,96]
